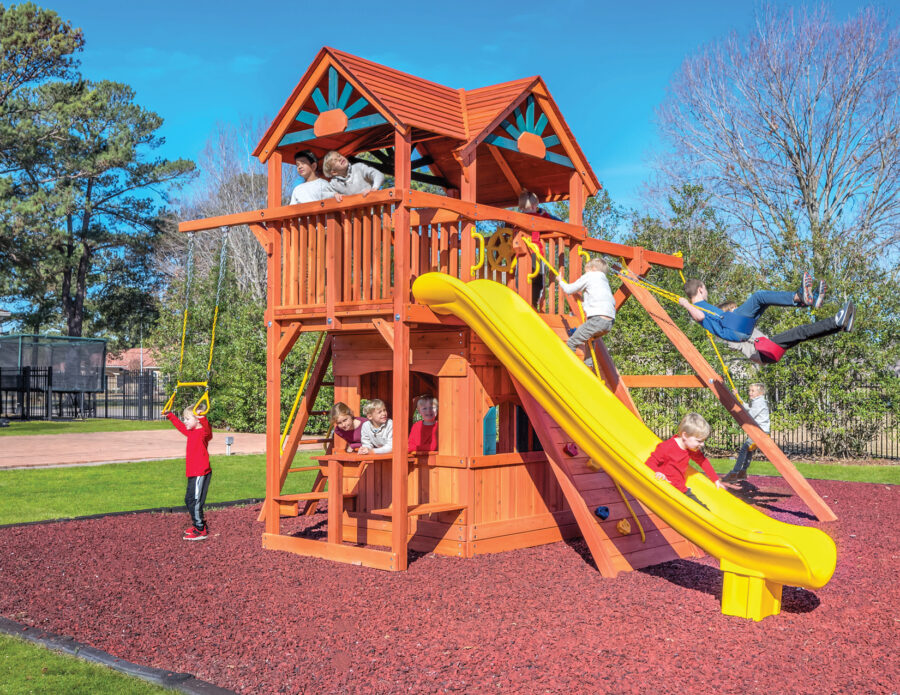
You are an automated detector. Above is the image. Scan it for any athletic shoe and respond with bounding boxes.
[183,525,208,541]
[800,271,815,306]
[721,472,740,483]
[813,280,826,309]
[835,300,855,332]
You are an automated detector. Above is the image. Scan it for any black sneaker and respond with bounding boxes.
[813,280,826,309]
[800,271,815,306]
[835,300,855,332]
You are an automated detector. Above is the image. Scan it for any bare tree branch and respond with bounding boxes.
[653,4,900,281]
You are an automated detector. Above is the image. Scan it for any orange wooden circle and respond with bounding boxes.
[517,131,546,159]
[314,109,349,137]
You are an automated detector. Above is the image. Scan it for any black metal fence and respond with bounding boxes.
[0,368,166,422]
[636,379,899,460]
[0,367,52,420]
[100,370,167,420]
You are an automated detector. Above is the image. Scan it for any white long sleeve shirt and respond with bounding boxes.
[329,162,385,196]
[557,271,616,319]
[360,419,393,454]
[290,178,334,205]
[747,396,771,434]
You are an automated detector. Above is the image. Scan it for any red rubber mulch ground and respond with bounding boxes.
[0,477,896,694]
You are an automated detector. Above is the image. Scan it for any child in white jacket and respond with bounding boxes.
[558,258,616,365]
[722,383,771,482]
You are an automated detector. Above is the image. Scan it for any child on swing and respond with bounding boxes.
[680,275,854,363]
[166,406,213,541]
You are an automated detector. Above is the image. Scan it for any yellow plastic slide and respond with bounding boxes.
[413,273,836,620]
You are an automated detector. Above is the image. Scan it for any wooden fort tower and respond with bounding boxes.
[180,48,835,575]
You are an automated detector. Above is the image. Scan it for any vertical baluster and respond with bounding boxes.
[316,215,326,304]
[382,205,392,300]
[449,222,459,278]
[342,212,351,303]
[298,216,308,305]
[289,220,299,306]
[373,205,382,300]
[352,209,362,303]
[362,207,372,302]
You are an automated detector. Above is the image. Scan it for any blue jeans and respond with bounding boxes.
[730,439,755,475]
[734,291,798,322]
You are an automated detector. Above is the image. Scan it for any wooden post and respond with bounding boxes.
[327,459,344,544]
[261,222,282,535]
[267,152,283,208]
[568,172,585,226]
[459,153,477,282]
[391,128,412,570]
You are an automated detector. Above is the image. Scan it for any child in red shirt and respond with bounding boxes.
[166,407,213,540]
[408,395,438,453]
[644,412,724,509]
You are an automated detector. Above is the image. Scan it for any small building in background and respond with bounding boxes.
[104,347,160,393]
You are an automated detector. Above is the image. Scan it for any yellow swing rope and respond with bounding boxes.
[671,252,743,402]
[280,332,326,453]
[162,232,229,416]
[607,252,743,402]
[521,237,646,543]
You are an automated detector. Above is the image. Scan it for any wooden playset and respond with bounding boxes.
[179,48,835,582]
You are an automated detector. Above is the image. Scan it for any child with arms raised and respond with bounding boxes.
[166,407,213,541]
[644,412,724,509]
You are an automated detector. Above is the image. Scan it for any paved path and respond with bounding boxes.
[0,431,323,469]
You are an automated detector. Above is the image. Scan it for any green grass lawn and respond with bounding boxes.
[0,634,173,694]
[0,419,174,437]
[707,457,900,484]
[0,453,318,526]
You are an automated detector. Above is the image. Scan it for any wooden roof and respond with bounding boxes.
[253,48,600,204]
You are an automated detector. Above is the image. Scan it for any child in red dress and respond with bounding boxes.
[644,412,724,509]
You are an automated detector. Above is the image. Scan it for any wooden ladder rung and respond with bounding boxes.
[370,502,466,517]
[287,465,325,473]
[275,491,357,502]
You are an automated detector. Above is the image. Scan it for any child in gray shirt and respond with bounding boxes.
[722,383,770,482]
[322,150,384,202]
[358,399,393,454]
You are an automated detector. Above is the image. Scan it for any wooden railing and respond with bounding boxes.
[178,188,684,323]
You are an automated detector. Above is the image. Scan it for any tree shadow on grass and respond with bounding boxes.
[726,480,819,522]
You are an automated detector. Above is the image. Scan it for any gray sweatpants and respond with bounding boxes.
[567,315,614,352]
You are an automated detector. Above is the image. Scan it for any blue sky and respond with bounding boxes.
[47,0,877,210]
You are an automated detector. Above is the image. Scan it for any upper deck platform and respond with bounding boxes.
[179,188,683,331]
